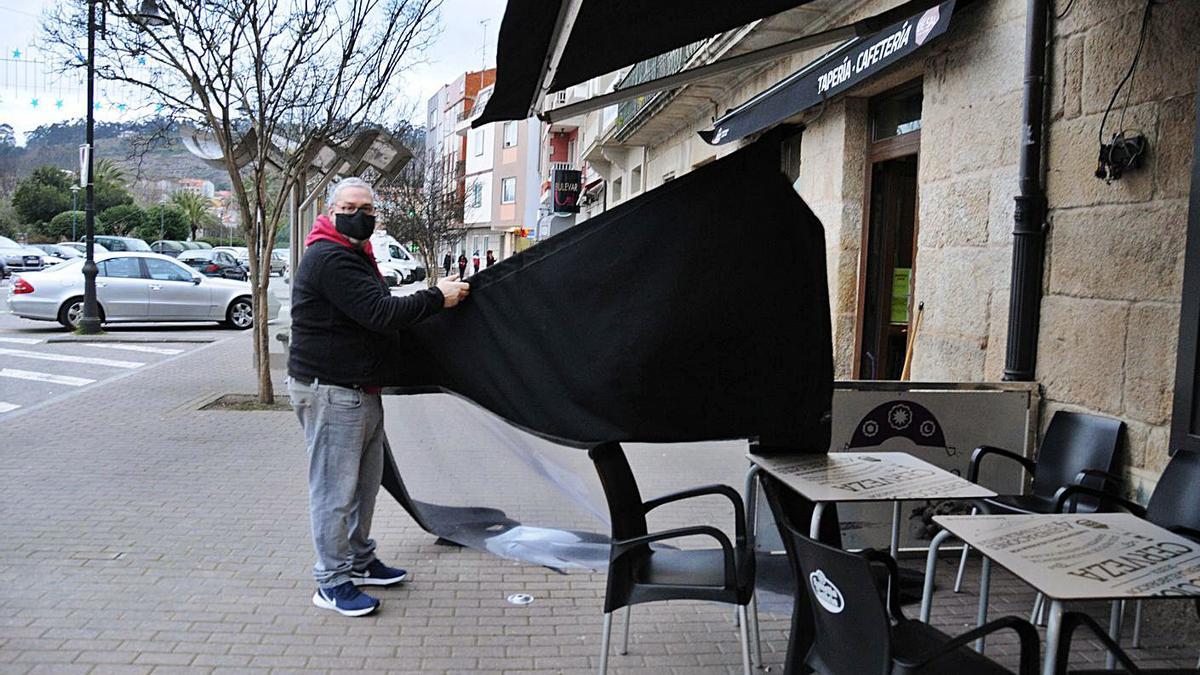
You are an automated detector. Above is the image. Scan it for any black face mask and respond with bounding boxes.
[335,209,376,241]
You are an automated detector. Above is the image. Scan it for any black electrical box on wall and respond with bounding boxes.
[1095,133,1148,182]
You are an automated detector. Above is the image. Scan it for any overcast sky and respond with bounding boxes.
[0,0,506,145]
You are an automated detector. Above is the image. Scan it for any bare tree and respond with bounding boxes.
[375,123,467,285]
[45,0,440,403]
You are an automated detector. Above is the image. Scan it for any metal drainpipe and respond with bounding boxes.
[1003,0,1052,381]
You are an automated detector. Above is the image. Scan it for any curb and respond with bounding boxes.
[46,336,218,344]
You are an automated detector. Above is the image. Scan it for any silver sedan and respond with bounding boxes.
[5,252,281,330]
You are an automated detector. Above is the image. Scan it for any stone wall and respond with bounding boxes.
[908,0,1026,382]
[1040,0,1198,488]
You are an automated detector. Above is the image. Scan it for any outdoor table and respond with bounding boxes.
[745,451,997,558]
[919,513,1200,675]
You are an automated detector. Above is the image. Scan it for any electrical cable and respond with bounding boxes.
[1098,0,1153,147]
[1096,0,1154,181]
[1055,0,1077,20]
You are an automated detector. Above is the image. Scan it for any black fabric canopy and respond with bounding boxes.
[700,0,960,146]
[474,0,815,126]
[382,133,833,450]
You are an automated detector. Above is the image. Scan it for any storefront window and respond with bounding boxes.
[871,86,923,142]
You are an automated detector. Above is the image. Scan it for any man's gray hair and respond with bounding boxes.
[328,176,376,204]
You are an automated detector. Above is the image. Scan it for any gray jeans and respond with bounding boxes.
[288,377,386,589]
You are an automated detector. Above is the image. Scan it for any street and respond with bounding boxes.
[0,274,423,420]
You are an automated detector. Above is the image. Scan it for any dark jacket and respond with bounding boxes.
[288,231,443,388]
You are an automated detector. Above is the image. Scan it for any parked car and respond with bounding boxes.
[370,232,426,284]
[0,235,46,274]
[5,252,280,330]
[192,241,213,249]
[179,241,201,250]
[267,250,287,276]
[32,244,83,261]
[177,249,248,281]
[85,235,152,252]
[150,240,187,257]
[59,241,109,256]
[0,256,7,280]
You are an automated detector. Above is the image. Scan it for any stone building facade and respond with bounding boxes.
[548,0,1200,491]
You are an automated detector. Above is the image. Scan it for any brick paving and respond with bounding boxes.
[1,332,1197,674]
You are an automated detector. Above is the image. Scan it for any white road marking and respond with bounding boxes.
[0,402,21,413]
[0,348,143,369]
[81,343,185,356]
[0,336,42,344]
[0,368,95,386]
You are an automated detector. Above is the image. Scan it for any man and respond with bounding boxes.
[287,177,469,617]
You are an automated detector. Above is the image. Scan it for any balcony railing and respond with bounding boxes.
[613,39,706,134]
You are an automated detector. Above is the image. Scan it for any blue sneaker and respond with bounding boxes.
[350,559,408,587]
[312,581,379,616]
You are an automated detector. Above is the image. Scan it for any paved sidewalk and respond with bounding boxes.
[1,332,1197,673]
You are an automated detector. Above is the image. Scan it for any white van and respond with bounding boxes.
[370,232,426,285]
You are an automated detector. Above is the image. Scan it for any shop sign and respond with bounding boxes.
[701,0,957,145]
[552,169,582,214]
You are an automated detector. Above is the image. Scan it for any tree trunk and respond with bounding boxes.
[249,253,275,405]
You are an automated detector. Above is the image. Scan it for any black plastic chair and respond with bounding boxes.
[1053,449,1200,664]
[955,411,1125,591]
[1053,611,1198,674]
[588,442,756,675]
[760,473,1040,675]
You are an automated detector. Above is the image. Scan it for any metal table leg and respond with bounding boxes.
[1042,600,1065,675]
[890,501,902,558]
[975,557,991,653]
[809,502,827,539]
[920,529,955,622]
[1106,600,1125,669]
[742,464,765,669]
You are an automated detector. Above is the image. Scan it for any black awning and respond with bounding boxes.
[474,0,815,127]
[699,0,961,146]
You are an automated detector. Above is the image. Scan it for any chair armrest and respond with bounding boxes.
[1057,612,1144,675]
[643,484,746,545]
[1074,468,1122,489]
[610,525,736,589]
[1053,485,1146,516]
[859,548,905,621]
[968,445,1036,484]
[894,616,1041,675]
[1167,525,1200,543]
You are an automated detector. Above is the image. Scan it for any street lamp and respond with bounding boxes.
[159,193,167,240]
[79,0,168,334]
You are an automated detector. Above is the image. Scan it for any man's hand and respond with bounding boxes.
[437,275,470,308]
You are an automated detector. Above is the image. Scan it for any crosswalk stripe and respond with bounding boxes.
[0,368,96,386]
[82,343,184,356]
[0,336,42,345]
[0,347,143,369]
[0,402,20,413]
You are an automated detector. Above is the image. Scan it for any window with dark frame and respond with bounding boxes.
[1168,87,1200,457]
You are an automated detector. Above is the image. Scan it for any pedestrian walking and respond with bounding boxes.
[472,250,481,275]
[485,250,496,268]
[442,251,452,277]
[287,176,469,617]
[457,252,468,279]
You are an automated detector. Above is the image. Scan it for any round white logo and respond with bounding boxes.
[809,570,845,614]
[915,7,941,46]
[862,420,879,437]
[920,420,937,437]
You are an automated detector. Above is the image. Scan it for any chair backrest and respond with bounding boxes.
[783,516,893,675]
[1031,411,1123,498]
[587,442,648,543]
[1146,449,1200,534]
